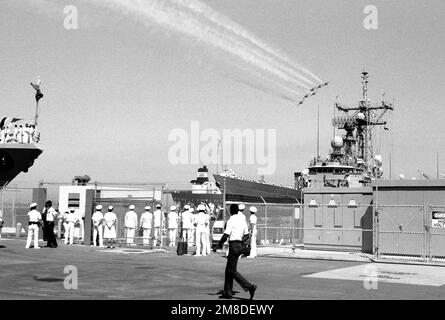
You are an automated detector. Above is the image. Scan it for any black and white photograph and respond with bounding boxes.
[0,0,444,311]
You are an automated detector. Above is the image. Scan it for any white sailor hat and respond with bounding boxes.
[190,208,195,213]
[170,205,177,211]
[144,206,151,210]
[239,203,245,211]
[108,205,114,210]
[197,204,206,212]
[184,205,190,210]
[129,204,135,210]
[156,204,162,208]
[249,206,257,213]
[29,203,37,208]
[96,205,103,210]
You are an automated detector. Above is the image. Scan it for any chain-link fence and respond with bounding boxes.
[224,202,303,247]
[92,197,160,246]
[0,186,35,231]
[374,204,445,264]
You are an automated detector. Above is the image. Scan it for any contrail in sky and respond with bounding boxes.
[171,0,323,84]
[85,0,323,101]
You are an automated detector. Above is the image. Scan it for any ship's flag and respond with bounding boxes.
[30,81,44,102]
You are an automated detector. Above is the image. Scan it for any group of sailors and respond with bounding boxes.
[0,124,39,144]
[92,203,216,254]
[25,201,84,249]
[22,200,257,258]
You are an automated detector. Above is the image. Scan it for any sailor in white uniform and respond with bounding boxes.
[92,205,104,247]
[74,208,85,241]
[190,207,197,246]
[247,206,258,258]
[22,124,30,144]
[139,206,153,246]
[238,203,246,220]
[125,204,138,246]
[0,210,3,245]
[181,205,192,243]
[13,125,19,141]
[25,203,42,249]
[167,206,178,246]
[195,204,210,256]
[203,203,212,255]
[103,206,117,248]
[153,204,162,246]
[64,208,77,245]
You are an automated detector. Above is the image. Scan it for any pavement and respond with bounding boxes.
[1,237,445,300]
[257,246,372,262]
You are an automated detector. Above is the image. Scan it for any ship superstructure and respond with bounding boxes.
[296,71,394,189]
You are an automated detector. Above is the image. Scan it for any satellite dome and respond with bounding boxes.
[331,136,343,149]
[356,112,365,121]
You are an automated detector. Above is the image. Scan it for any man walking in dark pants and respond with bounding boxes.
[43,201,58,248]
[41,204,47,242]
[216,204,257,300]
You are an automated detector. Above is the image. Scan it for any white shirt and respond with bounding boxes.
[153,209,162,228]
[168,211,178,229]
[65,212,77,224]
[181,210,192,229]
[191,213,198,228]
[104,212,117,228]
[195,212,209,231]
[249,214,257,230]
[45,207,57,222]
[125,210,138,228]
[27,209,42,222]
[92,211,104,227]
[140,211,153,229]
[224,213,249,241]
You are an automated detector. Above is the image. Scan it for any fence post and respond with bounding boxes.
[291,205,295,245]
[424,203,429,262]
[264,204,268,245]
[373,204,379,259]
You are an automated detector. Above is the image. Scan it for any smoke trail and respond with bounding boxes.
[172,0,322,84]
[85,0,318,93]
[227,77,298,103]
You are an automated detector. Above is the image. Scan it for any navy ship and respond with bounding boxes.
[213,71,392,202]
[0,80,44,188]
[213,171,301,203]
[295,71,393,189]
[0,143,42,188]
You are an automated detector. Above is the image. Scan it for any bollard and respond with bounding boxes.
[16,222,22,237]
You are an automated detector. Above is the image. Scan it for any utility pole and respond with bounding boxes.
[317,104,320,159]
[222,177,226,222]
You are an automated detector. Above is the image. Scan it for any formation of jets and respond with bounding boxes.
[297,81,329,106]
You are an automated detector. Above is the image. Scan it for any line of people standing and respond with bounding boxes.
[25,201,85,249]
[0,124,38,144]
[90,203,215,252]
[91,204,164,248]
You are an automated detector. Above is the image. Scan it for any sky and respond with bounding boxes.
[1,0,444,188]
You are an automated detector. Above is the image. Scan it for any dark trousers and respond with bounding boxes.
[223,241,252,297]
[42,221,48,241]
[46,222,58,248]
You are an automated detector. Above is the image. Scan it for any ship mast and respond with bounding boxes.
[332,71,394,175]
